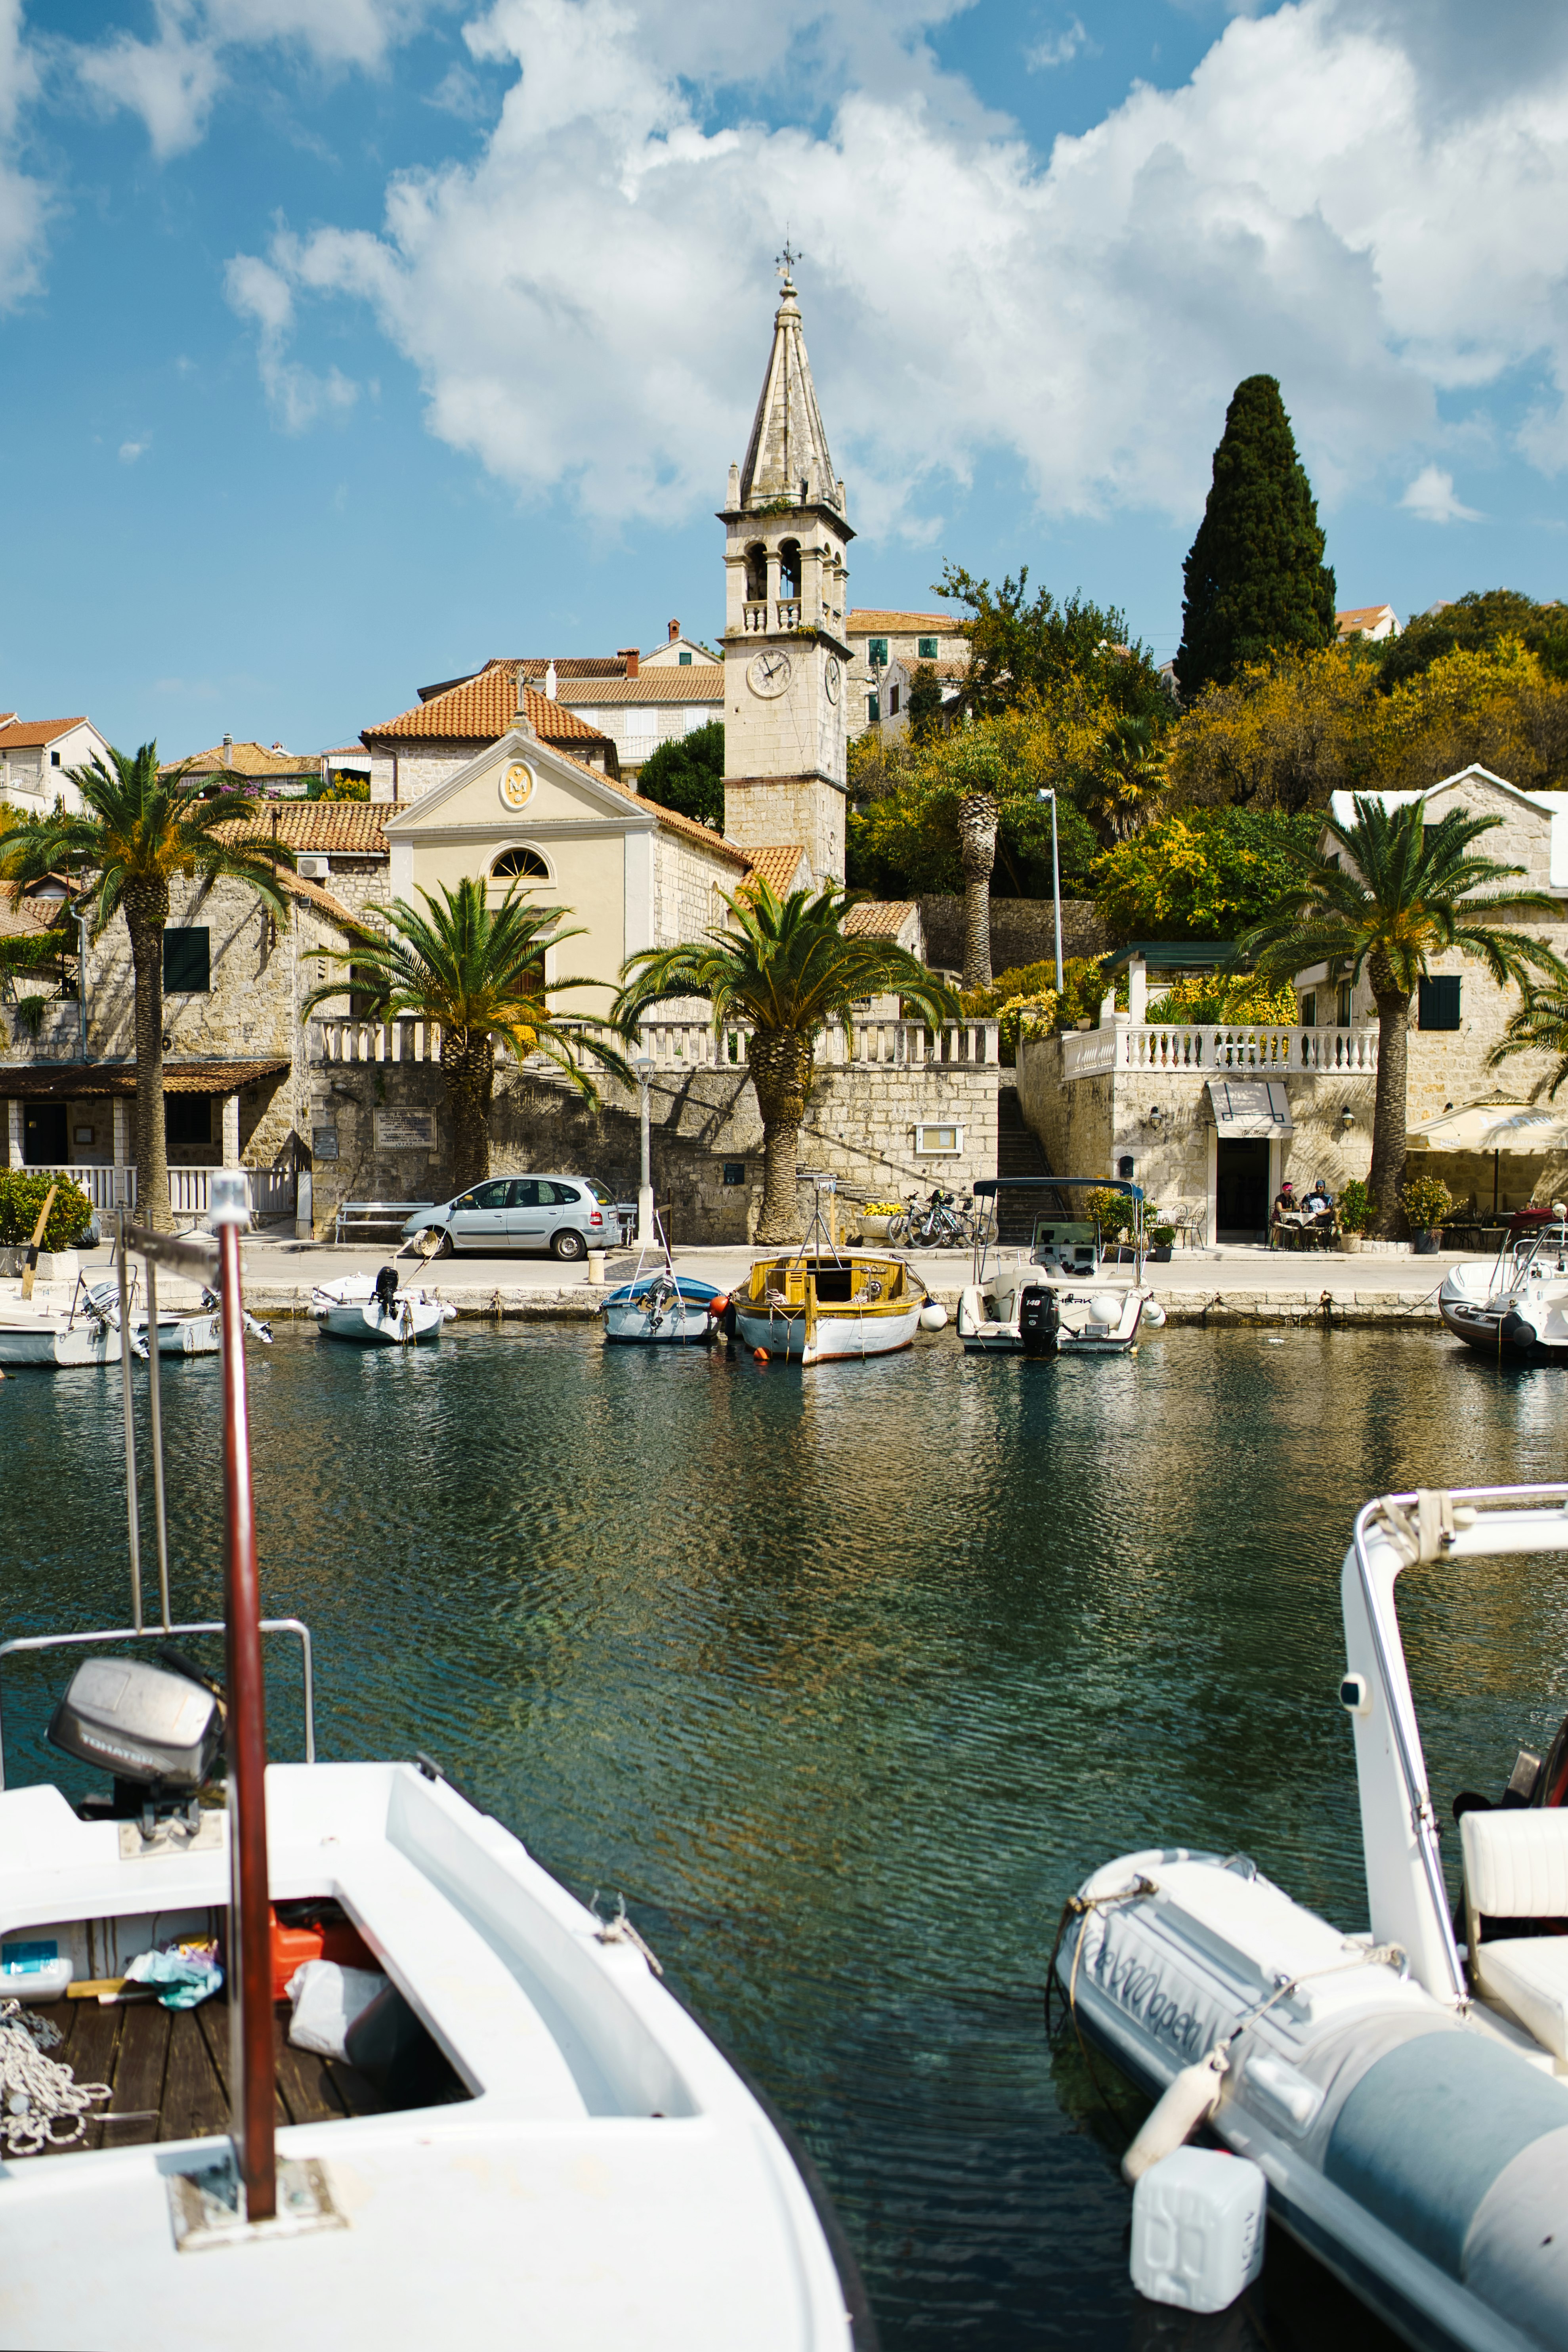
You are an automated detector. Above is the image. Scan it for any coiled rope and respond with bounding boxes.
[0,2001,111,2156]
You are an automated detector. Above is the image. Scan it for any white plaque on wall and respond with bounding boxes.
[374,1107,437,1152]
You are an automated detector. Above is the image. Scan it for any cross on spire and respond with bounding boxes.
[776,233,800,284]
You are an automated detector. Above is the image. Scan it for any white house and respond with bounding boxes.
[0,716,115,814]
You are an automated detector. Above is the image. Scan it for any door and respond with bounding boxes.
[23,1102,67,1165]
[448,1178,510,1251]
[504,1178,550,1248]
[1216,1139,1270,1242]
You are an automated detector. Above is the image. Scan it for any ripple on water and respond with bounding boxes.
[3,1321,1561,2346]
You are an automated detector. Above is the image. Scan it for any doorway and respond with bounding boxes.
[1216,1138,1270,1242]
[23,1102,67,1165]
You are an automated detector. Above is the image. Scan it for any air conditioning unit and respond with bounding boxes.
[297,854,330,879]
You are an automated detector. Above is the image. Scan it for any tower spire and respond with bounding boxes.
[737,254,838,513]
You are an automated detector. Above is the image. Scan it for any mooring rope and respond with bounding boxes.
[0,2002,111,2156]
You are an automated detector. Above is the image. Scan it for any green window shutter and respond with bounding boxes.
[918,636,937,659]
[869,638,888,666]
[868,694,880,723]
[162,927,211,993]
[678,651,691,665]
[1418,975,1461,1030]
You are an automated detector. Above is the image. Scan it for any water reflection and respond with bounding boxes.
[1,1323,1561,2345]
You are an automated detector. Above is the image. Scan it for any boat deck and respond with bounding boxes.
[21,1995,395,2155]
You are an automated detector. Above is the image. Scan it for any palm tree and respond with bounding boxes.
[1238,795,1565,1231]
[957,788,999,990]
[304,879,628,1189]
[0,746,294,1230]
[1489,984,1568,1102]
[612,880,959,1241]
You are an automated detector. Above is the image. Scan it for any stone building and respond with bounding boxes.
[363,672,621,801]
[843,610,971,740]
[0,715,114,816]
[1015,764,1568,1238]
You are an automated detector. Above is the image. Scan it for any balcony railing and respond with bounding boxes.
[313,1015,1001,1073]
[776,600,801,629]
[1059,1022,1379,1080]
[17,1164,297,1217]
[743,601,768,632]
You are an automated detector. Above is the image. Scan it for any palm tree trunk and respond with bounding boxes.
[123,885,171,1234]
[958,792,999,992]
[1369,961,1411,1234]
[442,1028,495,1191]
[747,1026,815,1242]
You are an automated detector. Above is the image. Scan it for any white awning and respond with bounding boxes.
[1205,1079,1293,1138]
[1407,1101,1568,1155]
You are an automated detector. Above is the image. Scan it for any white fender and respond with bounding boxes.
[919,1302,949,1332]
[1121,2046,1229,2184]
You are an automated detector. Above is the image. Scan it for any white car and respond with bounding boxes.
[404,1175,621,1260]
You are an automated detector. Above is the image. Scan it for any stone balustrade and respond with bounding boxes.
[19,1164,296,1216]
[312,1015,1000,1073]
[1060,1021,1379,1080]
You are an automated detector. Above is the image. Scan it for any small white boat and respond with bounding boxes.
[138,1285,273,1357]
[1058,1483,1568,2344]
[0,1276,147,1370]
[311,1269,453,1346]
[603,1269,724,1344]
[1440,1207,1568,1360]
[958,1180,1165,1357]
[0,1188,867,2351]
[730,1251,927,1364]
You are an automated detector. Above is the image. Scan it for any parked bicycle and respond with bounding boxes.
[889,1188,982,1250]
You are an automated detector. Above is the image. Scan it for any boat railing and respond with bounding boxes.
[0,1618,315,1793]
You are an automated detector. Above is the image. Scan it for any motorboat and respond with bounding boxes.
[1056,1483,1568,2346]
[0,1181,869,2351]
[311,1268,454,1346]
[601,1221,725,1345]
[1440,1206,1568,1360]
[139,1284,273,1357]
[957,1179,1166,1357]
[0,1275,146,1370]
[729,1252,929,1364]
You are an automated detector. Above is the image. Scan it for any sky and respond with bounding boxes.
[4,0,1568,755]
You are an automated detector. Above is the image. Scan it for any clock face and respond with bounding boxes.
[824,658,840,704]
[747,651,793,699]
[500,761,535,810]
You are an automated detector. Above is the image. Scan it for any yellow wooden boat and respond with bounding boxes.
[730,1251,930,1364]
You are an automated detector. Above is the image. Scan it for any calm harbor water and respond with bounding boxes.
[3,1322,1566,2346]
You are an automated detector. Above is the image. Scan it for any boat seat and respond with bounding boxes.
[1461,1810,1568,2057]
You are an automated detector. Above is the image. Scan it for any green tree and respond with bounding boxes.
[613,880,957,1241]
[635,720,724,830]
[1091,808,1321,941]
[0,747,294,1230]
[1175,376,1336,702]
[305,879,627,1192]
[1488,983,1568,1102]
[937,565,1170,727]
[1377,589,1568,692]
[906,663,944,743]
[1239,797,1564,1231]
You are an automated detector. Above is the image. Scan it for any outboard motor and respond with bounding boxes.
[48,1655,223,1834]
[373,1265,400,1317]
[1018,1284,1062,1359]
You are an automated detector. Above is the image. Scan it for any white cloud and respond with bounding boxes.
[1401,464,1482,524]
[119,438,149,463]
[225,251,359,430]
[1026,17,1094,72]
[0,0,48,309]
[222,0,1568,541]
[74,0,443,158]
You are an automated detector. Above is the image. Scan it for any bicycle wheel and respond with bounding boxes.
[887,1212,914,1246]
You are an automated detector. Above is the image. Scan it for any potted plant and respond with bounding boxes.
[1148,1221,1176,1263]
[855,1200,902,1242]
[1083,1185,1135,1261]
[1337,1178,1371,1252]
[1400,1172,1453,1255]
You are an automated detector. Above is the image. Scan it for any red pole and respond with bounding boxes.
[219,1214,275,2222]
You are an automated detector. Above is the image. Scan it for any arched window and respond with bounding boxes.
[491,846,550,880]
[744,543,767,602]
[778,539,802,600]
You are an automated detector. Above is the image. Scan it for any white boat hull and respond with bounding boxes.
[0,1320,122,1369]
[604,1299,714,1343]
[731,1299,922,1364]
[312,1278,449,1346]
[0,1760,860,2351]
[957,1280,1160,1355]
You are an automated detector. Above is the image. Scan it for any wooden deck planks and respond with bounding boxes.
[159,2007,229,2142]
[102,1999,170,2146]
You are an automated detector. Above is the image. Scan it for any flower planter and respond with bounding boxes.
[1414,1228,1443,1255]
[1339,1234,1364,1253]
[1149,1245,1173,1263]
[858,1215,893,1242]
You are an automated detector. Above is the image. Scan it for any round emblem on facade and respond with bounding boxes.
[824,657,840,704]
[500,760,535,810]
[747,650,793,698]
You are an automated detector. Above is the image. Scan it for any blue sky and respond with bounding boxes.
[3,0,1568,755]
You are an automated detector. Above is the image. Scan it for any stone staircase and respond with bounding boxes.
[993,1083,1057,1244]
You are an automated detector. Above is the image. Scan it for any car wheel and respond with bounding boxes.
[416,1226,454,1259]
[551,1229,587,1262]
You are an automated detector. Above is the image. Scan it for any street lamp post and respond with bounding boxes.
[632,1054,655,1245]
[1037,788,1064,996]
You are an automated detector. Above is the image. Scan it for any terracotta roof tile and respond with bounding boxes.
[0,718,88,749]
[845,900,917,939]
[221,804,394,855]
[364,662,611,746]
[170,741,316,777]
[846,611,964,636]
[741,844,810,896]
[0,881,73,941]
[0,1057,292,1097]
[556,669,725,706]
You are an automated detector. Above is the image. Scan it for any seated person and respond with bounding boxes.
[1270,1183,1298,1244]
[1304,1177,1333,1215]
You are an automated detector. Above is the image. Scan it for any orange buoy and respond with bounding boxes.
[753,1347,769,1363]
[710,1295,729,1314]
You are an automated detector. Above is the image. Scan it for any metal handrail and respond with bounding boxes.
[1350,1482,1568,2010]
[0,1617,316,1790]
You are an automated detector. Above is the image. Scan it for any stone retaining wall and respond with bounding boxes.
[919,897,1111,975]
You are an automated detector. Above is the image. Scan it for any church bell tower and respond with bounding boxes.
[720,256,853,885]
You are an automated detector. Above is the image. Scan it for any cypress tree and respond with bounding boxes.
[1175,376,1336,703]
